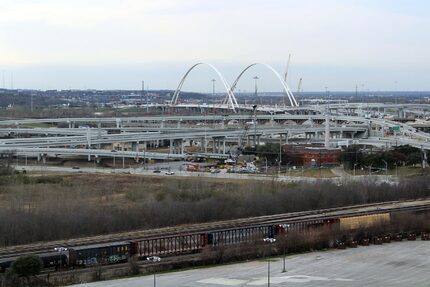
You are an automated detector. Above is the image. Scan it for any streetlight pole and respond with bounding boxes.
[253,76,259,103]
[278,136,282,174]
[253,105,257,148]
[147,256,161,287]
[382,159,388,181]
[54,247,67,272]
[211,79,216,98]
[263,238,276,287]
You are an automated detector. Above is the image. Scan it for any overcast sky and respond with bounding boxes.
[1,0,429,92]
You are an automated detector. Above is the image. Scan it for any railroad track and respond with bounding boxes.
[1,199,429,259]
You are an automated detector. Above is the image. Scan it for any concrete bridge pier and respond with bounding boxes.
[116,119,122,128]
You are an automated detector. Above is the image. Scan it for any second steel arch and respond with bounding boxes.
[226,63,299,107]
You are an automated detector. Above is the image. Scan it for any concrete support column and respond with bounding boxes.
[169,139,174,154]
[86,128,91,148]
[223,139,226,154]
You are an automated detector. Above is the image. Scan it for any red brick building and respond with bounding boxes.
[282,144,341,167]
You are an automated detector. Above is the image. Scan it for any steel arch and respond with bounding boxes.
[225,63,299,107]
[170,63,238,112]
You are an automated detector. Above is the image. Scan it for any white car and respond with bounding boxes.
[165,171,175,175]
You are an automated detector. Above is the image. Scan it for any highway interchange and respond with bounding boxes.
[1,103,430,165]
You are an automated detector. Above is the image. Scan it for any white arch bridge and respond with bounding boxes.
[169,62,299,112]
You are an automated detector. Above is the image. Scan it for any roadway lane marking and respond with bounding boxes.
[246,275,353,285]
[197,278,248,286]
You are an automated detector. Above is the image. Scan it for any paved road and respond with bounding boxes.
[70,241,430,286]
[15,164,398,185]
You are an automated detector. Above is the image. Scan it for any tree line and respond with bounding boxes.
[0,173,429,247]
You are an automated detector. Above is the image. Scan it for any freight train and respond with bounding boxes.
[0,213,390,273]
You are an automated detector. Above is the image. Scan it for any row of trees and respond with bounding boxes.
[1,172,430,246]
[341,145,428,170]
[2,255,43,287]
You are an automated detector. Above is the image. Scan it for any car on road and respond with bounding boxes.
[153,170,161,173]
[165,171,175,175]
[72,166,80,170]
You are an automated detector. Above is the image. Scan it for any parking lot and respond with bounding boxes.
[72,240,430,287]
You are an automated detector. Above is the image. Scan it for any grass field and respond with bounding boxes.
[345,166,430,176]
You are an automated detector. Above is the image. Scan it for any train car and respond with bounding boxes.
[39,252,68,269]
[69,241,131,267]
[134,234,206,258]
[207,224,276,247]
[340,213,390,231]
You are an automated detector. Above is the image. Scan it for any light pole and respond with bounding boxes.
[253,105,257,148]
[394,162,398,177]
[282,224,289,272]
[353,163,358,176]
[263,238,276,287]
[54,247,67,272]
[382,159,388,180]
[278,136,282,174]
[147,256,161,287]
[211,79,216,98]
[253,76,259,103]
